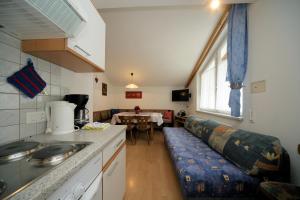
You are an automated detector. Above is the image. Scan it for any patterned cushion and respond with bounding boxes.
[199,120,221,144]
[163,127,260,198]
[184,116,289,180]
[222,129,283,177]
[208,124,236,154]
[260,181,300,200]
[111,109,120,116]
[184,115,206,138]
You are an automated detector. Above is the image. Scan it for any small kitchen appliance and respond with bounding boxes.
[64,94,90,128]
[45,101,77,135]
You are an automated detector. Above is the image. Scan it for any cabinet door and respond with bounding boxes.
[67,0,105,70]
[103,147,126,200]
[81,173,102,200]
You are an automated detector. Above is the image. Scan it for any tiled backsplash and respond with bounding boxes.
[0,32,71,143]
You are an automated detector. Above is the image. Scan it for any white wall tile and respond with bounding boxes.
[21,53,37,66]
[0,110,19,127]
[0,59,20,77]
[0,76,19,93]
[51,64,61,85]
[20,109,36,124]
[37,70,50,83]
[0,31,81,142]
[50,95,62,101]
[60,87,70,97]
[37,59,51,73]
[20,123,36,138]
[51,74,61,85]
[0,43,20,64]
[37,122,47,134]
[0,93,19,109]
[0,31,21,49]
[50,85,60,96]
[20,95,36,109]
[0,125,19,144]
[37,96,51,109]
[51,64,61,76]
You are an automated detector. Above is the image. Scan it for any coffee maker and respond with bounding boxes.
[64,94,89,128]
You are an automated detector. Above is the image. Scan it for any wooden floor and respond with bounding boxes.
[124,130,183,200]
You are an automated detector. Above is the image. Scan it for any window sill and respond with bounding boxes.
[196,109,243,121]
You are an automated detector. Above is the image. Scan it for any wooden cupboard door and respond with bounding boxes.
[103,147,126,200]
[67,0,105,70]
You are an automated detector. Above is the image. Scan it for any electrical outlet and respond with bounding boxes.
[26,111,46,124]
[251,80,266,93]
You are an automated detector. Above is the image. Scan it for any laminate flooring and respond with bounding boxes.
[124,130,183,200]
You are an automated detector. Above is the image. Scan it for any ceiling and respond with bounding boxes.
[92,0,257,9]
[93,0,256,87]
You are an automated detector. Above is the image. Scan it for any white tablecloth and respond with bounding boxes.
[111,112,164,126]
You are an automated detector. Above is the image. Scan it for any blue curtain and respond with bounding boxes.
[227,4,248,117]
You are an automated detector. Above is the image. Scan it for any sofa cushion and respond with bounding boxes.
[208,124,236,154]
[163,127,260,198]
[184,116,289,180]
[111,109,120,116]
[184,115,206,138]
[222,129,284,177]
[163,111,172,120]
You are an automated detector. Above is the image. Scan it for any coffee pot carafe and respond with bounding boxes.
[75,108,89,127]
[64,94,90,128]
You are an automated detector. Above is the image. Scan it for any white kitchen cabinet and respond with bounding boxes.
[67,0,106,70]
[103,146,126,200]
[81,172,103,200]
[23,0,106,72]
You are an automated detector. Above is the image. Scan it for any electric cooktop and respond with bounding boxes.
[0,140,91,199]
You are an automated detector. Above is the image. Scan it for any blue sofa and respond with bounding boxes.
[163,116,290,199]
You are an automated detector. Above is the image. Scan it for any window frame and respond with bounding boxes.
[197,35,243,120]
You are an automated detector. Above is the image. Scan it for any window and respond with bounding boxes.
[198,38,242,116]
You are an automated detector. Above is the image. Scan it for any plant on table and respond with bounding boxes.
[134,106,141,114]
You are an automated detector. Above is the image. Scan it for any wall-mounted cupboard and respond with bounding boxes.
[0,0,105,72]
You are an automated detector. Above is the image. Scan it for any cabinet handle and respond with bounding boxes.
[74,45,91,56]
[107,161,119,176]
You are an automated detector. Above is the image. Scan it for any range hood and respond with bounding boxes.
[0,0,87,39]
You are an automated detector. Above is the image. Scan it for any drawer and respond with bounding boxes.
[48,152,102,200]
[103,131,125,165]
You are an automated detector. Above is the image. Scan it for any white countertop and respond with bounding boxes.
[10,125,126,200]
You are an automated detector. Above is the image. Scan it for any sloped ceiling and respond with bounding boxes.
[92,0,258,86]
[92,0,257,9]
[99,6,222,86]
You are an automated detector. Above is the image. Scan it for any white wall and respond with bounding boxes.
[93,72,115,111]
[61,69,95,122]
[113,86,188,114]
[188,0,300,184]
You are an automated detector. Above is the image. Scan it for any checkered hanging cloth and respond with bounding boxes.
[7,58,46,98]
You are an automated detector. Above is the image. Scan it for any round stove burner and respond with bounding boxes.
[0,141,40,162]
[0,180,7,196]
[30,144,76,166]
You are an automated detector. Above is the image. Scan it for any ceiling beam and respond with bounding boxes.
[185,5,230,88]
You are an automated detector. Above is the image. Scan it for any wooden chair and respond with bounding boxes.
[135,116,151,145]
[119,116,136,144]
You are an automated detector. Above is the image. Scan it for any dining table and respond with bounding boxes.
[111,112,164,137]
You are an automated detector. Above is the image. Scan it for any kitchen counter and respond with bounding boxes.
[10,125,126,200]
